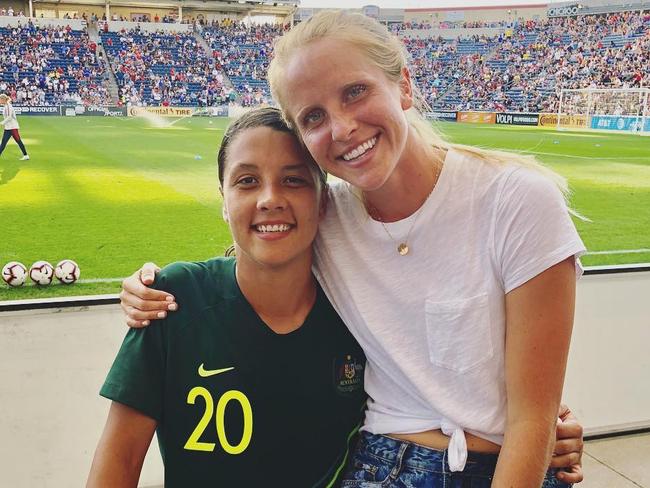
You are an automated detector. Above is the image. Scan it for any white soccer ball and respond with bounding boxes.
[55,259,80,284]
[29,261,54,286]
[2,261,27,287]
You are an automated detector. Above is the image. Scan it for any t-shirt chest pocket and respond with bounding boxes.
[424,293,494,374]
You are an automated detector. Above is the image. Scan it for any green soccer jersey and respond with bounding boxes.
[101,257,367,488]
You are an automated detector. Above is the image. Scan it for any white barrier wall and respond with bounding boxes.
[563,270,650,434]
[103,20,192,33]
[0,269,649,487]
[0,15,192,33]
[0,15,86,30]
[0,303,164,488]
[401,27,503,39]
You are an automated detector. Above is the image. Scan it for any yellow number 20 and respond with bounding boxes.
[184,387,253,455]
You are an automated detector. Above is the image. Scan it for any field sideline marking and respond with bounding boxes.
[585,249,650,255]
[77,278,125,284]
[520,150,648,161]
[73,253,648,282]
[12,252,646,287]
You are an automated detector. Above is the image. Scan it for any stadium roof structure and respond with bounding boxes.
[33,0,299,16]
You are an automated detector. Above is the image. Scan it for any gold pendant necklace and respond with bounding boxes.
[397,243,409,256]
[365,202,423,256]
[360,161,442,256]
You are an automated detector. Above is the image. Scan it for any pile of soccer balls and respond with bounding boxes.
[1,260,80,287]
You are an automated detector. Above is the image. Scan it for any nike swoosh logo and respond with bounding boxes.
[198,363,235,377]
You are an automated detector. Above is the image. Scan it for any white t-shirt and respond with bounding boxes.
[313,148,585,471]
[2,103,19,130]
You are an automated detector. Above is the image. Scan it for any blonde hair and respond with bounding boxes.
[268,10,570,198]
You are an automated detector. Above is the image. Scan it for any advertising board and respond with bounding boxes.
[538,113,588,129]
[128,106,195,118]
[194,106,229,117]
[76,105,128,117]
[127,106,227,118]
[424,111,457,122]
[457,112,496,124]
[495,113,539,126]
[591,115,648,133]
[14,106,60,116]
[548,5,580,17]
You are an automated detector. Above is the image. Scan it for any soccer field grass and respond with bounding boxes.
[1,116,648,300]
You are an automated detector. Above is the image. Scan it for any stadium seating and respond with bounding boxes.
[100,27,231,106]
[196,11,648,112]
[0,10,646,111]
[0,21,110,106]
[402,10,649,112]
[200,21,283,106]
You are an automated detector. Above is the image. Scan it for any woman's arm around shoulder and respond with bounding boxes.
[120,262,175,328]
[120,258,232,328]
[86,401,157,488]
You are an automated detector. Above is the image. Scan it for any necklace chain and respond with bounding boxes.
[358,161,442,256]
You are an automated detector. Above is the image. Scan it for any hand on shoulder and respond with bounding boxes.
[120,262,177,328]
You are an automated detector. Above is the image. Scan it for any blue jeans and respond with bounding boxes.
[339,432,572,488]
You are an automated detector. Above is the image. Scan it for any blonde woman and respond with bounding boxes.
[121,11,585,487]
[0,94,29,160]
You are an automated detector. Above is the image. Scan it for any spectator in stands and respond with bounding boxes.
[398,10,649,112]
[0,22,111,106]
[200,20,283,105]
[102,27,226,107]
[12,10,643,114]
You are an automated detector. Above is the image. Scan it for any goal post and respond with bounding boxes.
[557,87,650,135]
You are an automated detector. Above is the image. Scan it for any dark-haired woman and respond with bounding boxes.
[87,107,366,488]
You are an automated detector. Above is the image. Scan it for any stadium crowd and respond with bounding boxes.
[390,19,513,32]
[200,20,284,106]
[0,7,25,17]
[406,10,650,112]
[195,10,648,112]
[101,27,234,106]
[0,21,110,106]
[0,10,647,112]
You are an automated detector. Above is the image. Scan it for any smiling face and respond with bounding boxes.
[280,37,414,192]
[221,126,325,270]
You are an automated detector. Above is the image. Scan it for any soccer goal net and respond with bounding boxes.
[557,88,650,135]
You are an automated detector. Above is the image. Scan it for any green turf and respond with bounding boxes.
[1,117,648,300]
